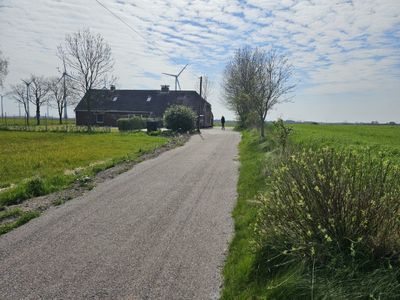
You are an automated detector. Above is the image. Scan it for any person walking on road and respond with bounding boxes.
[221,116,225,130]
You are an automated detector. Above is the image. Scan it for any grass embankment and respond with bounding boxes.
[223,124,400,299]
[222,131,274,299]
[0,131,168,208]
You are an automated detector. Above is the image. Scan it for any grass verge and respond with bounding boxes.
[221,130,274,299]
[0,208,40,235]
[222,126,400,299]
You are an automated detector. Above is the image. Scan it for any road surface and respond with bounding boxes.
[0,128,240,299]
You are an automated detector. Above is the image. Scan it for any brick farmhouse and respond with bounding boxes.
[75,85,213,127]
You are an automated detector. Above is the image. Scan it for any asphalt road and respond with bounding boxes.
[0,128,240,299]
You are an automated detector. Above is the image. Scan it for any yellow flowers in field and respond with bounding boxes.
[253,146,400,268]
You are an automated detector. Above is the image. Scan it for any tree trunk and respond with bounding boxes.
[36,103,40,125]
[59,112,63,124]
[260,117,265,138]
[86,94,92,132]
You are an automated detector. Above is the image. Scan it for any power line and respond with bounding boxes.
[94,0,200,81]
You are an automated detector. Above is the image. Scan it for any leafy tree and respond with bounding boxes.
[223,47,295,137]
[164,105,196,132]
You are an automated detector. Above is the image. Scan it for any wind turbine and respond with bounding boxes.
[21,79,32,121]
[0,91,11,120]
[162,64,188,91]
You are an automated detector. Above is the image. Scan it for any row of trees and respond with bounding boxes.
[2,29,115,127]
[11,74,74,125]
[222,47,295,137]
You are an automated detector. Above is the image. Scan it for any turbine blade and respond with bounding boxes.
[177,79,181,90]
[177,64,188,76]
[162,73,175,77]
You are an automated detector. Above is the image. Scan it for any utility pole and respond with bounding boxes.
[63,73,68,120]
[197,76,203,132]
[62,59,68,120]
[22,80,31,125]
[1,94,3,121]
[199,76,203,98]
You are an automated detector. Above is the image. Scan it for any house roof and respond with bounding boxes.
[75,89,211,116]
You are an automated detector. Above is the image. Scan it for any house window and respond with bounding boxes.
[146,96,152,102]
[96,114,104,124]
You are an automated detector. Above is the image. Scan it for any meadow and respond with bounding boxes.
[0,131,168,207]
[291,124,400,159]
[0,117,76,126]
[222,124,400,299]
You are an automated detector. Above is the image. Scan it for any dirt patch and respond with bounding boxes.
[7,134,190,214]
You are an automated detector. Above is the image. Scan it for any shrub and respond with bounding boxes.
[163,105,196,132]
[117,117,147,131]
[253,147,400,269]
[25,176,46,197]
[272,118,293,152]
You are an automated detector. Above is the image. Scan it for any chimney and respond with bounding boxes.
[161,85,170,92]
[110,85,116,91]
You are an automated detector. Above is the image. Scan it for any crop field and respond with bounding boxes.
[223,124,400,299]
[290,124,400,155]
[0,131,168,207]
[213,119,237,128]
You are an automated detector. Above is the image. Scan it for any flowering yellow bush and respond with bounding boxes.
[253,147,400,268]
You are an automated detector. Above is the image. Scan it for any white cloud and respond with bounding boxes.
[0,0,399,121]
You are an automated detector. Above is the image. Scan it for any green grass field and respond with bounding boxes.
[0,131,168,207]
[222,124,400,299]
[0,117,76,126]
[291,124,400,158]
[213,120,237,128]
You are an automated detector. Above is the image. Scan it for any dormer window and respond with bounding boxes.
[146,96,152,102]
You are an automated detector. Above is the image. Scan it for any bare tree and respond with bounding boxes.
[28,75,50,125]
[47,77,66,124]
[57,28,115,129]
[223,47,294,137]
[11,83,29,125]
[0,50,9,89]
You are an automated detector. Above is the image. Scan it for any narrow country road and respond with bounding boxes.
[0,128,240,299]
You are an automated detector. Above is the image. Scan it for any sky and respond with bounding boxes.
[0,0,399,122]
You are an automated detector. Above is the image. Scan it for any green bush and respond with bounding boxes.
[163,105,196,132]
[25,176,46,197]
[117,117,147,131]
[253,147,400,269]
[272,118,293,152]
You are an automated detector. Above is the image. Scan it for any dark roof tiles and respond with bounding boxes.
[75,89,209,117]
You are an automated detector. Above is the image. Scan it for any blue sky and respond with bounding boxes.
[0,0,399,122]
